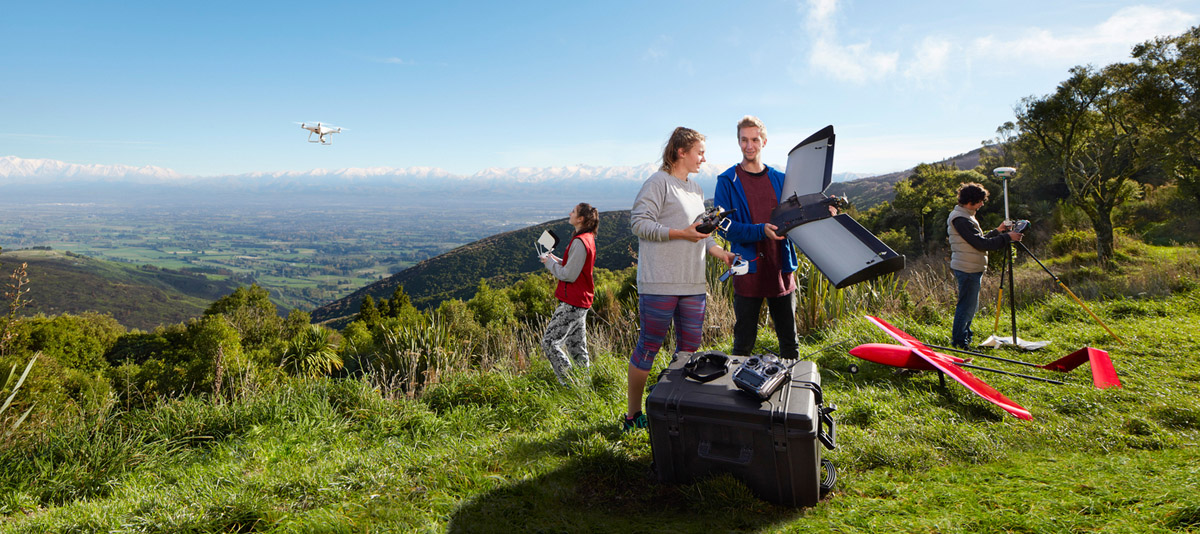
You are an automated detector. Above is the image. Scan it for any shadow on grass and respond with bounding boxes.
[446,422,817,533]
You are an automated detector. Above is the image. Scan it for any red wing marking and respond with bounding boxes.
[906,348,1032,420]
[865,316,1033,420]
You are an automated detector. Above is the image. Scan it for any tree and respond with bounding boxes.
[204,285,284,354]
[1012,65,1158,265]
[1128,26,1200,206]
[466,280,515,328]
[890,164,992,253]
[357,296,381,328]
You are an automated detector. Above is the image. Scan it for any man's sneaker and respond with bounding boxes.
[622,412,648,432]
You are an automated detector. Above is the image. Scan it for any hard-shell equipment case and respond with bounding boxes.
[646,351,837,507]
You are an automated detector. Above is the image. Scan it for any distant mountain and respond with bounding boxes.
[309,210,637,328]
[0,156,183,183]
[1,249,240,330]
[2,146,986,210]
[828,146,987,209]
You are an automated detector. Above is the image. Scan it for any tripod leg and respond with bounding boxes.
[992,261,1005,337]
[1007,243,1017,344]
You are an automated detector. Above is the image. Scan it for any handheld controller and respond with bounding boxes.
[695,207,735,234]
[732,353,790,400]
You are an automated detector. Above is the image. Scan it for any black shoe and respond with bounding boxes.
[622,412,648,432]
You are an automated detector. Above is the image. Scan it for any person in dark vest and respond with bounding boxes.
[539,202,599,386]
[714,116,801,359]
[948,183,1023,349]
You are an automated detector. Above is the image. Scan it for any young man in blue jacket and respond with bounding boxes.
[714,116,800,359]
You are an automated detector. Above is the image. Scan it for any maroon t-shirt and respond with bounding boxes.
[733,165,795,298]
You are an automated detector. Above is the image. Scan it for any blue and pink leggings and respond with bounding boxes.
[629,293,707,371]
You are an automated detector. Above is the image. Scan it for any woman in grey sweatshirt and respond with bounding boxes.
[623,127,736,431]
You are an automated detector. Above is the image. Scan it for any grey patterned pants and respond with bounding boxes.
[541,302,590,385]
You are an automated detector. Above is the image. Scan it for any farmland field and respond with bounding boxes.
[0,198,563,311]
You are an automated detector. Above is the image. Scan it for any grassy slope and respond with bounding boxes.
[2,248,1199,532]
[2,249,241,330]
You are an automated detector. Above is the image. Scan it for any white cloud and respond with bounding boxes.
[970,6,1198,67]
[802,0,901,83]
[903,37,952,83]
[798,3,1198,85]
[643,35,672,62]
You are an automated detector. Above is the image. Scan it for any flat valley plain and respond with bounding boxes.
[0,196,566,312]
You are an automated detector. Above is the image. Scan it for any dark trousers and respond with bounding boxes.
[732,292,799,359]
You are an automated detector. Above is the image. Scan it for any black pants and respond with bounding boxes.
[732,292,799,359]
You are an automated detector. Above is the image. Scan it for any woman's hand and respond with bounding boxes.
[669,221,711,243]
[709,246,736,266]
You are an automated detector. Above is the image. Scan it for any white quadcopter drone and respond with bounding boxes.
[298,122,344,145]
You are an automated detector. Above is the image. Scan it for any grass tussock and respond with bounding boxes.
[2,241,1199,532]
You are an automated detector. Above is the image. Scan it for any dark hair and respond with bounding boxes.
[957,182,989,205]
[659,127,705,173]
[574,202,598,235]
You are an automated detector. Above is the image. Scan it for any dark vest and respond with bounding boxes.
[555,232,596,308]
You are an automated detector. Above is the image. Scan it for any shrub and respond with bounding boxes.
[1050,229,1096,256]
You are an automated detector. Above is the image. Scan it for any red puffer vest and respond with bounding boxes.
[555,232,595,308]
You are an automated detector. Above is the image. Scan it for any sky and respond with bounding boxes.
[3,0,1199,178]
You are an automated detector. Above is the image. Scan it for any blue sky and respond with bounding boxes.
[3,0,1198,177]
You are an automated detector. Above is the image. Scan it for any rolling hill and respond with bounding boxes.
[309,210,638,327]
[827,146,986,208]
[1,248,241,330]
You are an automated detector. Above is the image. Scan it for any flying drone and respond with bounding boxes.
[298,122,344,145]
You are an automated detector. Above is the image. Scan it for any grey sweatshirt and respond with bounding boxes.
[631,170,715,295]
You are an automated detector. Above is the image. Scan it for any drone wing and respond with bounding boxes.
[865,315,1033,420]
[781,125,835,198]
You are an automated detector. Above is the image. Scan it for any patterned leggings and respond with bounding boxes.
[541,302,590,384]
[629,293,707,371]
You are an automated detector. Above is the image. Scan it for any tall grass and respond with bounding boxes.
[1,352,38,439]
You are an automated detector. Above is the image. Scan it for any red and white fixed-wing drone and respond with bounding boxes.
[298,122,343,145]
[850,315,1121,420]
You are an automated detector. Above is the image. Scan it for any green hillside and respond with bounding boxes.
[1,248,241,330]
[309,210,637,327]
[828,146,985,209]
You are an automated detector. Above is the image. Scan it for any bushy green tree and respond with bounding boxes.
[104,315,245,404]
[507,273,556,323]
[1127,26,1200,206]
[466,280,515,328]
[1011,65,1159,265]
[357,296,381,328]
[889,165,995,254]
[9,312,124,373]
[204,285,284,359]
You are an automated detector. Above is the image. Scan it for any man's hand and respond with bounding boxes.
[1007,231,1023,242]
[764,223,786,241]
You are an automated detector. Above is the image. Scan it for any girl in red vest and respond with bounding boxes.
[539,202,598,386]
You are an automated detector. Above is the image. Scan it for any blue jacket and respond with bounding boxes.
[713,164,799,274]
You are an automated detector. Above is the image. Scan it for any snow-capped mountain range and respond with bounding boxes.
[0,156,873,185]
[0,155,877,208]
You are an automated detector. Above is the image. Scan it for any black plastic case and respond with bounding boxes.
[646,352,835,507]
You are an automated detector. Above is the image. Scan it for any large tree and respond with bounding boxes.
[1128,26,1200,206]
[1012,65,1159,265]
